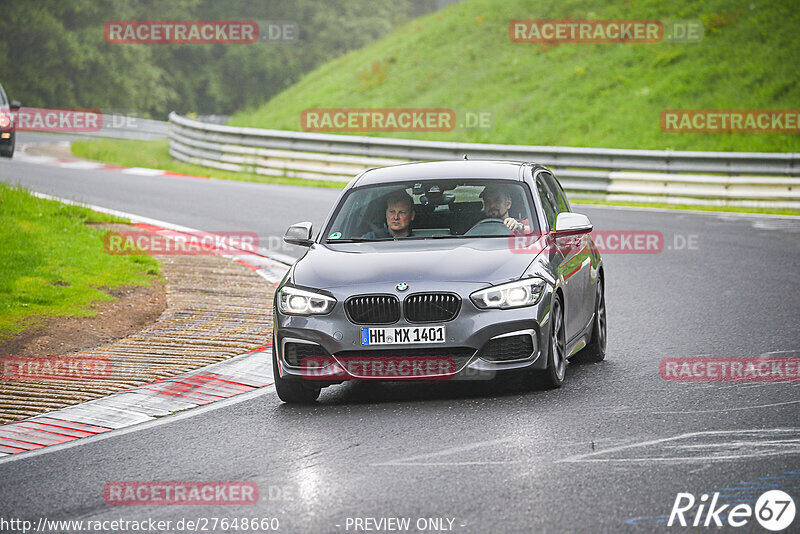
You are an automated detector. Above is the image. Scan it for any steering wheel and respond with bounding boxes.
[464,218,512,236]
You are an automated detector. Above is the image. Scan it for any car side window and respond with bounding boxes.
[536,176,558,230]
[540,172,571,213]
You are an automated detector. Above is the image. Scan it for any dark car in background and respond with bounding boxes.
[0,82,20,158]
[273,160,607,403]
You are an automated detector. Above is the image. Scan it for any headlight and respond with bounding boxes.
[470,278,546,309]
[279,286,336,315]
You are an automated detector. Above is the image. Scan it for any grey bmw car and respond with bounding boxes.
[273,160,606,403]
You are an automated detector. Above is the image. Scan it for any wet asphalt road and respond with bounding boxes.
[1,138,799,533]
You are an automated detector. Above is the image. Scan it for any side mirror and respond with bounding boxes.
[284,221,313,246]
[553,212,593,236]
[9,101,21,111]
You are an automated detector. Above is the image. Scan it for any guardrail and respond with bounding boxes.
[79,114,168,140]
[81,114,227,140]
[168,112,800,208]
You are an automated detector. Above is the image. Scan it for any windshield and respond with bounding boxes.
[323,179,539,243]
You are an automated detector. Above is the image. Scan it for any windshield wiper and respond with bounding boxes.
[326,237,386,243]
[430,234,510,239]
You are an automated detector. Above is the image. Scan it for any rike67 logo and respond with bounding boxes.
[668,490,796,531]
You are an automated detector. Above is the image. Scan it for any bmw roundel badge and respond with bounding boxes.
[396,282,409,292]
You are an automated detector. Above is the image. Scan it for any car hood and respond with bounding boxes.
[292,239,540,288]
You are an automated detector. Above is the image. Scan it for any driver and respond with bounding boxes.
[479,185,529,232]
[362,190,415,239]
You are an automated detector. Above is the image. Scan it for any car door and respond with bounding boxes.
[536,171,591,342]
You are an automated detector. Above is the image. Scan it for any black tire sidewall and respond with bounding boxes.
[590,280,606,359]
[532,293,564,389]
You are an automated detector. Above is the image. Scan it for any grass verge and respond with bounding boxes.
[0,183,161,341]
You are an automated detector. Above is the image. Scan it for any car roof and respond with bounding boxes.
[353,160,540,187]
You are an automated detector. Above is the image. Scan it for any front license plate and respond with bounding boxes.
[361,325,446,345]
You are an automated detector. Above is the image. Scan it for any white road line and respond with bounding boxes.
[650,399,800,414]
[714,382,777,389]
[559,451,800,464]
[669,438,800,449]
[13,154,59,164]
[372,461,525,466]
[56,161,107,170]
[557,428,800,464]
[370,437,515,466]
[119,167,167,176]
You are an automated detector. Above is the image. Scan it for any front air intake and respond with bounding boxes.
[283,342,329,367]
[404,293,461,323]
[345,295,401,324]
[478,333,535,362]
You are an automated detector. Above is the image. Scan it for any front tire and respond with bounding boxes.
[575,277,606,363]
[533,293,567,389]
[273,341,321,404]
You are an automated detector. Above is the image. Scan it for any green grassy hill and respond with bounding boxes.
[230,0,800,152]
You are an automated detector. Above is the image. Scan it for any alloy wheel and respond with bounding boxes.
[551,298,566,381]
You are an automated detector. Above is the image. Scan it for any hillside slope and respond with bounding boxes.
[230,0,800,152]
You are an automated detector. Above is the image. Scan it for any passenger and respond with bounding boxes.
[362,190,415,239]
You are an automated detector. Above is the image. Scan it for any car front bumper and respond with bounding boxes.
[274,281,554,382]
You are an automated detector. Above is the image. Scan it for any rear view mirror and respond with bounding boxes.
[9,101,21,111]
[284,221,313,246]
[553,212,593,236]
